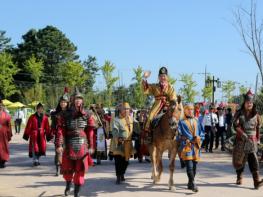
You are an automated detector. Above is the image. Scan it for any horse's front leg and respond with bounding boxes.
[151,145,159,184]
[168,147,177,191]
[156,151,163,182]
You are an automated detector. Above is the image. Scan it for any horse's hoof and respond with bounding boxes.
[169,186,176,192]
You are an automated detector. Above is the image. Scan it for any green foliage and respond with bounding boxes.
[101,60,119,107]
[132,66,146,108]
[82,56,100,93]
[202,85,213,102]
[24,55,44,83]
[0,52,19,97]
[239,85,248,95]
[60,61,88,88]
[222,80,236,102]
[179,74,198,103]
[0,30,12,52]
[13,25,78,83]
[168,75,177,86]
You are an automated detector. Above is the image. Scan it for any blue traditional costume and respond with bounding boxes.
[177,103,204,192]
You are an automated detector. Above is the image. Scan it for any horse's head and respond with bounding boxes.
[166,95,183,130]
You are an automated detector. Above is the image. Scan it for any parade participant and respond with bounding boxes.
[23,103,51,166]
[232,90,263,189]
[0,99,12,168]
[51,90,69,176]
[56,88,95,197]
[112,102,134,184]
[177,103,204,192]
[141,67,177,133]
[92,104,107,164]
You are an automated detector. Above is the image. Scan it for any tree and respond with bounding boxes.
[13,25,79,83]
[222,80,236,102]
[179,74,198,103]
[202,86,213,102]
[239,85,248,95]
[0,30,12,52]
[101,61,119,107]
[233,0,263,85]
[168,75,177,86]
[82,56,100,93]
[132,66,146,108]
[24,55,44,83]
[0,52,19,97]
[60,61,88,88]
[23,55,44,102]
[113,86,130,106]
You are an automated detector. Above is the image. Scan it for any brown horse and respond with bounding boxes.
[148,95,183,190]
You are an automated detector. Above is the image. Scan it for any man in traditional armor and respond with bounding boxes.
[56,88,95,197]
[233,89,263,189]
[51,89,69,176]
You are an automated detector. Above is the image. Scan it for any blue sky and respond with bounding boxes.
[1,0,262,101]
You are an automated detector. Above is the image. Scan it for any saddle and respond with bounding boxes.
[151,113,165,129]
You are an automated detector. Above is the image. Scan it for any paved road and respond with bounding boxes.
[0,134,263,197]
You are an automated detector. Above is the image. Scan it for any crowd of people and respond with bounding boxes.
[0,67,263,196]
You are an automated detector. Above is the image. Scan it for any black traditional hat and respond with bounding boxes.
[159,66,168,76]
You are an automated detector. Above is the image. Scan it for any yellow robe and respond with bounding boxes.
[112,115,135,161]
[142,82,177,131]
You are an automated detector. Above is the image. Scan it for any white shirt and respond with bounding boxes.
[218,115,225,127]
[13,110,25,120]
[204,113,218,127]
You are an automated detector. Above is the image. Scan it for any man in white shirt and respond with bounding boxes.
[204,105,218,153]
[215,107,226,151]
[13,108,25,134]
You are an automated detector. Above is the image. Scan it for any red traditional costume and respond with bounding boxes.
[56,89,95,197]
[23,104,51,165]
[0,101,12,168]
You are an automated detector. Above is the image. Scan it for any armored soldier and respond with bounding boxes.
[51,90,69,176]
[56,89,95,197]
[233,90,263,189]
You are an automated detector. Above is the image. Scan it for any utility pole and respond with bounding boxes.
[206,75,221,105]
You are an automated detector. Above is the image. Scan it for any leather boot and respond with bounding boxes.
[55,165,59,176]
[74,184,81,197]
[187,172,198,192]
[252,171,263,189]
[121,174,125,182]
[64,181,71,196]
[236,171,243,185]
[116,175,121,184]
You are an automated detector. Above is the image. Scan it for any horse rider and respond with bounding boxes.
[141,66,177,135]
